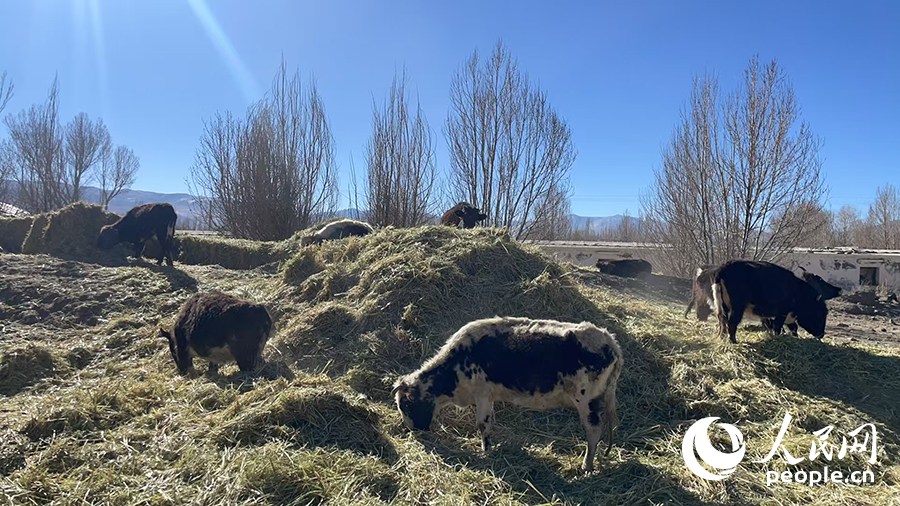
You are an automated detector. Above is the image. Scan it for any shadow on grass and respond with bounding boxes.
[140,261,199,292]
[205,360,297,391]
[748,335,900,435]
[425,440,728,506]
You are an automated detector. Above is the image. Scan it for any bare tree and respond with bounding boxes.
[833,205,862,246]
[0,71,13,201]
[0,140,14,204]
[642,57,825,276]
[529,183,572,240]
[365,70,437,227]
[0,71,12,116]
[4,78,68,213]
[97,145,139,209]
[189,62,338,240]
[2,77,136,212]
[866,184,900,249]
[65,113,111,202]
[770,201,832,247]
[445,41,576,239]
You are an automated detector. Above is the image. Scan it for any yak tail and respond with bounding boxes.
[602,355,623,456]
[711,281,725,319]
[684,299,695,318]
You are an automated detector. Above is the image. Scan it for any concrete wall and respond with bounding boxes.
[532,241,900,292]
[531,241,657,268]
[783,251,900,293]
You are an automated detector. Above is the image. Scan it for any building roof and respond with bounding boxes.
[0,202,29,218]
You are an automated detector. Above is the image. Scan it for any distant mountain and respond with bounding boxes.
[1,181,206,225]
[82,187,204,222]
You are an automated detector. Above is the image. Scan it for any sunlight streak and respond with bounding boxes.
[87,0,110,116]
[187,0,260,102]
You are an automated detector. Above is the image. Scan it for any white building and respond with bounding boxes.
[533,241,900,292]
[785,248,900,292]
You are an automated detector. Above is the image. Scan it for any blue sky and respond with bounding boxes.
[1,0,897,217]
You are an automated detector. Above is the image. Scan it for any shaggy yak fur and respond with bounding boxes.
[97,203,177,266]
[393,316,623,472]
[159,291,273,374]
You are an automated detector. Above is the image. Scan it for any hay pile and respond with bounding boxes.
[19,202,121,261]
[1,228,899,505]
[276,226,598,381]
[0,215,34,253]
[176,235,284,270]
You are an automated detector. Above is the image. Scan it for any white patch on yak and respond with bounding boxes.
[395,316,623,472]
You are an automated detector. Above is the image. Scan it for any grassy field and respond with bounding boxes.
[1,209,898,505]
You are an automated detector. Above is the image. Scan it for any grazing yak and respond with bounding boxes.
[302,219,374,246]
[393,316,623,472]
[440,202,487,229]
[687,264,842,336]
[798,267,842,300]
[160,291,273,374]
[712,260,828,343]
[595,258,652,278]
[684,265,718,321]
[97,203,177,266]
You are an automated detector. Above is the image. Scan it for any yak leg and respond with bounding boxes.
[474,396,495,451]
[765,315,786,336]
[574,396,604,472]
[156,225,174,266]
[725,302,746,344]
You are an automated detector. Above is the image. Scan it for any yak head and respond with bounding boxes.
[158,326,190,374]
[392,376,435,431]
[96,225,120,250]
[455,205,488,229]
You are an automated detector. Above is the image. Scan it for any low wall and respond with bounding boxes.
[532,241,900,292]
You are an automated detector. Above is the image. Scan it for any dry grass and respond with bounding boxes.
[1,226,898,505]
[0,215,33,253]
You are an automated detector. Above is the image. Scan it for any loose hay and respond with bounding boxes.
[176,235,284,270]
[0,344,71,396]
[1,228,899,505]
[19,202,120,261]
[0,215,33,253]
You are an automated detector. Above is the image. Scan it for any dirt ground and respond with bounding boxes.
[572,266,900,348]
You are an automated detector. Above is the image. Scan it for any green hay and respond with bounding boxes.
[0,215,33,253]
[282,246,325,284]
[232,444,399,505]
[176,234,283,270]
[20,213,49,254]
[212,381,391,457]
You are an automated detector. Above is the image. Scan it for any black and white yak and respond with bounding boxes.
[301,219,374,246]
[440,202,488,229]
[393,316,623,472]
